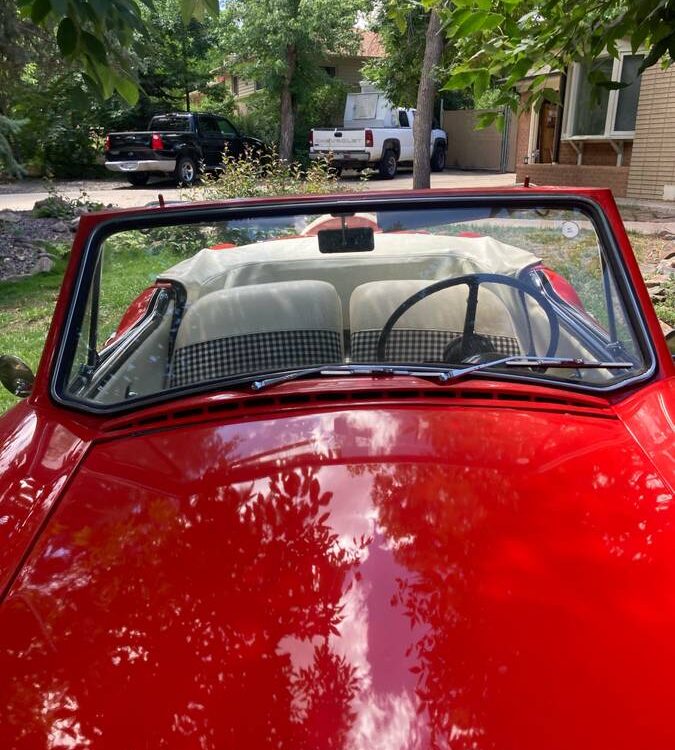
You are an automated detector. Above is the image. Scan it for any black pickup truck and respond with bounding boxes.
[104,112,264,186]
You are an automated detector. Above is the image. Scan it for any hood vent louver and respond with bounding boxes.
[100,385,614,437]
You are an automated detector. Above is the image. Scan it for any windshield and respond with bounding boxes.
[58,200,649,409]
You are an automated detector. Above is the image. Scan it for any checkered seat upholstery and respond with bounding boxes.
[349,280,522,363]
[170,281,344,387]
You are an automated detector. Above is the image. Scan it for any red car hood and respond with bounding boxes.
[1,401,674,749]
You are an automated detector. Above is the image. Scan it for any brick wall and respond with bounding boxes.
[515,163,630,196]
[514,93,632,195]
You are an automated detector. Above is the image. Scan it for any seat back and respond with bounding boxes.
[171,281,343,387]
[349,280,521,362]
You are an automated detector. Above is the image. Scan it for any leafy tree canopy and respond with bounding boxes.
[16,0,219,104]
[220,0,367,98]
[439,0,675,128]
[219,0,368,159]
[362,0,430,108]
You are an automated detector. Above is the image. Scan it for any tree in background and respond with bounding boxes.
[364,0,445,188]
[220,0,368,161]
[440,0,675,129]
[362,2,429,108]
[2,0,227,177]
[412,9,443,189]
[16,0,219,104]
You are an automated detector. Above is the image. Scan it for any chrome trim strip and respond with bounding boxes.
[105,160,176,173]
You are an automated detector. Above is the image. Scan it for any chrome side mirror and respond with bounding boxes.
[0,355,35,397]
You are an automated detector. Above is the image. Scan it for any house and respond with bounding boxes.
[216,30,384,110]
[515,46,675,201]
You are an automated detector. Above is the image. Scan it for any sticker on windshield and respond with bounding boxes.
[561,221,579,239]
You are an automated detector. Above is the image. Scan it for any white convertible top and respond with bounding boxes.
[159,233,541,308]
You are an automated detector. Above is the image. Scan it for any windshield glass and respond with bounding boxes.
[59,201,648,408]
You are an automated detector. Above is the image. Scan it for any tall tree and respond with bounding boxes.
[220,0,368,161]
[412,9,443,189]
[440,0,675,127]
[364,0,446,188]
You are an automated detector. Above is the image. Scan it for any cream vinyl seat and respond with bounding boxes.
[170,280,343,387]
[349,280,523,362]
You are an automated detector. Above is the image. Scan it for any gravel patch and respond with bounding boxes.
[0,211,72,280]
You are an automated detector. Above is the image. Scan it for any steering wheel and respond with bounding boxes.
[376,273,560,362]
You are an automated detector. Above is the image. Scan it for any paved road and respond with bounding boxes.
[0,170,517,212]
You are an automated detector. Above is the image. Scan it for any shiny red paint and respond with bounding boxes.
[0,188,673,748]
[1,398,674,749]
[104,287,156,347]
[538,264,587,312]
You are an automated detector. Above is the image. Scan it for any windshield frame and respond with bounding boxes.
[50,192,658,415]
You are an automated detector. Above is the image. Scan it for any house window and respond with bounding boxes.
[231,76,239,96]
[322,66,336,78]
[563,52,644,138]
[255,80,263,91]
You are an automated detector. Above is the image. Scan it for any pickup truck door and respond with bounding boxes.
[215,116,244,159]
[197,114,225,167]
[197,115,243,166]
[398,110,413,161]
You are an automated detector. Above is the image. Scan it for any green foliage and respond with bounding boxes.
[362,0,430,108]
[438,0,675,125]
[194,82,237,118]
[31,183,104,218]
[16,0,219,103]
[219,0,368,152]
[0,255,68,414]
[654,279,675,327]
[0,115,27,178]
[4,0,226,177]
[182,147,362,201]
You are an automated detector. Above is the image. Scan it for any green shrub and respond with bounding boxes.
[182,147,361,202]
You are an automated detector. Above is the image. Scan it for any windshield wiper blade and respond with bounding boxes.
[251,363,452,391]
[250,356,635,392]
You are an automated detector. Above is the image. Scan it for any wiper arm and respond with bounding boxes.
[435,355,634,383]
[250,356,634,392]
[251,363,456,391]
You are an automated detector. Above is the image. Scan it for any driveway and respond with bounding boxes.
[0,170,516,211]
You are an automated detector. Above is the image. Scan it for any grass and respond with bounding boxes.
[0,256,69,414]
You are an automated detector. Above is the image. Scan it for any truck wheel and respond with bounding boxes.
[378,150,397,179]
[176,156,197,186]
[430,144,446,172]
[127,173,149,187]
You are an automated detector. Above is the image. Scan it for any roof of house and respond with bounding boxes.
[358,30,384,58]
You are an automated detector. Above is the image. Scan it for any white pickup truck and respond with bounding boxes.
[309,86,447,179]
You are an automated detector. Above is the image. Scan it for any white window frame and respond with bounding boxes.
[562,45,644,141]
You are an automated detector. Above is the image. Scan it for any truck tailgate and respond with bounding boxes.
[107,131,154,161]
[312,129,365,151]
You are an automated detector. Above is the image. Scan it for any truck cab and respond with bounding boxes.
[309,85,447,178]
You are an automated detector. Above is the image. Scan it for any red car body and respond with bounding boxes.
[0,188,673,749]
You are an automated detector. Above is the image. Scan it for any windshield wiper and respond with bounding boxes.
[250,356,634,391]
[251,364,448,391]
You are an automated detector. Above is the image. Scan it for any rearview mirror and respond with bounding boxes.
[0,355,35,397]
[318,227,375,253]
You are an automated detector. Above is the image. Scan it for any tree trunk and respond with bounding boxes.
[413,9,443,189]
[279,44,297,162]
